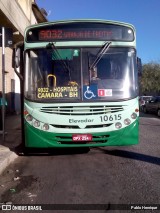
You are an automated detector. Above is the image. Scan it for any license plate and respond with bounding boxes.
[72,134,92,142]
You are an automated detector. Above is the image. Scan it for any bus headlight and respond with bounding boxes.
[26,114,33,122]
[43,123,49,131]
[131,112,137,119]
[33,120,40,128]
[115,122,122,129]
[124,118,131,125]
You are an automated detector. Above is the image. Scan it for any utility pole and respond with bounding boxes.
[2,27,6,141]
[0,27,6,141]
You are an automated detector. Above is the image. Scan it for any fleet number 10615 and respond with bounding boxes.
[100,114,122,122]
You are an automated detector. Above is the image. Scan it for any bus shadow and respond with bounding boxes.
[15,145,160,166]
[95,148,160,166]
[14,144,90,156]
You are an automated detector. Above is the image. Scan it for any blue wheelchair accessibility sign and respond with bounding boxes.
[83,85,97,100]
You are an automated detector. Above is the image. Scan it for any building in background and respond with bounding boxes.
[0,0,47,114]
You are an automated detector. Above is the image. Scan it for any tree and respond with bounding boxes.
[140,62,160,95]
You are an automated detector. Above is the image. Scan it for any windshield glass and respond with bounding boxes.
[25,48,81,101]
[82,47,138,100]
[25,47,138,102]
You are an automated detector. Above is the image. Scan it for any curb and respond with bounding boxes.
[0,147,18,175]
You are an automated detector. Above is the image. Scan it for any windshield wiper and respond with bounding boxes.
[46,42,71,81]
[89,41,112,71]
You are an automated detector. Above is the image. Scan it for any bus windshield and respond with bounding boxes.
[25,47,138,102]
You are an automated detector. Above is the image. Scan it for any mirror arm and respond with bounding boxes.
[14,66,23,81]
[14,41,24,49]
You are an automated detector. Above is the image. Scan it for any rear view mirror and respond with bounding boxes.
[137,57,142,76]
[12,42,24,80]
[15,48,21,68]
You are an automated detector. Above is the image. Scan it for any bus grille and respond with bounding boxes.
[51,123,112,129]
[40,105,124,115]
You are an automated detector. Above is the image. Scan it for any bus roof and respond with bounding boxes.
[25,19,135,32]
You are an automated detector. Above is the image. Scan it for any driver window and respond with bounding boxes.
[97,59,111,79]
[96,57,123,80]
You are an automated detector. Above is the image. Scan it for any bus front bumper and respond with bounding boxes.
[24,119,139,148]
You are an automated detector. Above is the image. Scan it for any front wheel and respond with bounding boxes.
[157,109,160,117]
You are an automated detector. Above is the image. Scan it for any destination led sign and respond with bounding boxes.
[39,29,114,41]
[26,22,134,42]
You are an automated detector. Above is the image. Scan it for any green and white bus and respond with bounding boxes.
[14,19,140,150]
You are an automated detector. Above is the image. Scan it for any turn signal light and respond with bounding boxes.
[124,118,131,125]
[131,113,137,119]
[33,120,40,127]
[43,123,49,131]
[26,114,33,122]
[115,122,122,129]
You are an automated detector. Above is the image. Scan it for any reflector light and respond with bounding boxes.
[24,110,28,115]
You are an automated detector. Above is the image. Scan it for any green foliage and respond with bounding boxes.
[140,62,160,94]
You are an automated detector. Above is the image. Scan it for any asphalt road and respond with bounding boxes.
[0,113,160,213]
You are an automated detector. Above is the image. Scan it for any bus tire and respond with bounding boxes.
[18,147,30,156]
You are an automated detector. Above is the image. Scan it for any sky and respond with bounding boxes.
[36,0,160,64]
